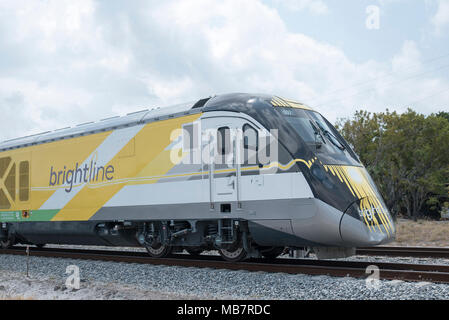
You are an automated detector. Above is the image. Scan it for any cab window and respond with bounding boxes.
[243,124,258,165]
[217,127,231,155]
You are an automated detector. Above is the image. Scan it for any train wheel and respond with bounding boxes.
[0,240,11,249]
[0,236,14,249]
[219,246,247,262]
[185,247,204,256]
[145,243,172,258]
[260,247,285,259]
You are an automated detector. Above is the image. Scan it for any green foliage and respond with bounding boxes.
[437,111,449,122]
[336,109,449,218]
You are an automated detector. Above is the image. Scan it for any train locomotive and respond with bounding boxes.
[0,93,395,261]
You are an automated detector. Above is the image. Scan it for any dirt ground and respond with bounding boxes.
[388,218,449,247]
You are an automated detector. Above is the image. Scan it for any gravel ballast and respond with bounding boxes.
[2,252,449,300]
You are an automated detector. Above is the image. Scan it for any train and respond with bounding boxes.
[0,93,395,261]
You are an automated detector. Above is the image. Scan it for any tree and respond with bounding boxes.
[336,109,449,219]
[437,111,449,122]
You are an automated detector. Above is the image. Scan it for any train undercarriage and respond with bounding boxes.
[0,219,288,261]
[1,219,357,261]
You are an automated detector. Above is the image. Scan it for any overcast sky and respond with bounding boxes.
[1,0,448,141]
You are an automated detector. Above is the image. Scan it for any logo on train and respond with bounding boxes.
[361,205,382,222]
[49,161,115,193]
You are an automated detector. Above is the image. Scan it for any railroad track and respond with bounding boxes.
[356,246,449,259]
[2,246,449,284]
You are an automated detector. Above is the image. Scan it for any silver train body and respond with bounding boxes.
[0,93,395,260]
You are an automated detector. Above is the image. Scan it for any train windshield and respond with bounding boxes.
[277,107,360,166]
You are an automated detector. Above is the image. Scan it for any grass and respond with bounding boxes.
[391,218,449,247]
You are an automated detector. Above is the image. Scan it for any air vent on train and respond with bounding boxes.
[192,97,211,109]
[19,161,30,201]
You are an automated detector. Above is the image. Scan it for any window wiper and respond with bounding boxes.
[315,121,346,151]
[309,120,325,149]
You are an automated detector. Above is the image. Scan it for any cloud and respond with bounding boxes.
[431,0,449,34]
[386,40,449,112]
[391,40,422,73]
[272,0,329,14]
[0,0,447,143]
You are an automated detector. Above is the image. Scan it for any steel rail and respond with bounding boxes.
[2,247,449,284]
[357,246,449,259]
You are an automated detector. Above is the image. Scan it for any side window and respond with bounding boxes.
[243,124,258,165]
[19,161,30,202]
[217,127,230,156]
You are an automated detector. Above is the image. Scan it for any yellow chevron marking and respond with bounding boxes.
[1,131,111,212]
[337,167,356,198]
[333,166,344,183]
[271,99,280,107]
[271,96,313,111]
[51,114,202,221]
[271,97,285,107]
[326,165,393,235]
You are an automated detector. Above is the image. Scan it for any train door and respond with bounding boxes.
[201,117,241,211]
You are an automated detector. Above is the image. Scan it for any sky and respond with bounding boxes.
[0,0,448,141]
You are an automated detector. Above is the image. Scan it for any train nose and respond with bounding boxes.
[339,200,396,247]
